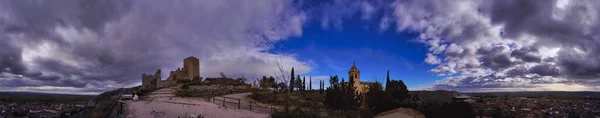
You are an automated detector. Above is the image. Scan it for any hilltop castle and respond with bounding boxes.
[349,62,375,93]
[141,56,200,90]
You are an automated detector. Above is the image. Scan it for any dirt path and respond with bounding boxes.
[126,88,268,118]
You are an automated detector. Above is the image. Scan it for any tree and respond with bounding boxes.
[194,76,202,82]
[324,75,362,111]
[365,82,399,115]
[388,80,409,101]
[235,77,246,86]
[268,76,277,89]
[329,75,339,87]
[289,67,295,92]
[309,76,312,91]
[385,70,391,93]
[340,78,346,89]
[277,82,288,91]
[320,80,324,93]
[347,75,362,110]
[319,80,322,93]
[260,76,276,90]
[295,75,302,91]
[324,75,343,109]
[220,72,227,78]
[260,76,269,89]
[302,76,306,91]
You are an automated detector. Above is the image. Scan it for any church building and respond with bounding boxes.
[348,62,375,93]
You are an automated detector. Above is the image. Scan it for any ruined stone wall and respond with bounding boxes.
[167,68,189,81]
[141,69,161,90]
[141,74,154,90]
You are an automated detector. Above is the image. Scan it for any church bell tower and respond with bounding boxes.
[348,61,360,87]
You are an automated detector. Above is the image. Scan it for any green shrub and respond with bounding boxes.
[249,91,325,108]
[181,84,190,89]
[177,79,192,83]
[188,81,209,86]
[137,89,153,96]
[271,108,320,118]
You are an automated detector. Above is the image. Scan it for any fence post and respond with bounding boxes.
[238,99,241,109]
[119,102,122,114]
[249,101,252,111]
[222,97,225,106]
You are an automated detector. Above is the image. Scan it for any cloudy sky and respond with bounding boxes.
[1,0,599,94]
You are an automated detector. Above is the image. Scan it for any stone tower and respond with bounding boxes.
[348,61,360,88]
[183,56,200,79]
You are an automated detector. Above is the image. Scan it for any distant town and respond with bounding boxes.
[466,92,600,117]
[0,92,92,118]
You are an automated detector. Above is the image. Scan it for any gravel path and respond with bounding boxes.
[126,87,269,118]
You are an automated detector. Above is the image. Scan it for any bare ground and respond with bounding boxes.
[126,87,269,118]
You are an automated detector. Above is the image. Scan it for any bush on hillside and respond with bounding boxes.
[271,108,320,118]
[177,79,192,83]
[181,84,190,89]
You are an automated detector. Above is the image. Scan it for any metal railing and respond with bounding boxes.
[212,96,242,109]
[211,96,276,113]
[101,88,125,118]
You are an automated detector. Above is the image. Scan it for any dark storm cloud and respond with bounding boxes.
[477,0,600,80]
[529,64,560,77]
[0,42,27,75]
[2,0,132,31]
[0,0,134,89]
[477,46,514,70]
[558,50,600,79]
[510,47,542,63]
[0,0,311,94]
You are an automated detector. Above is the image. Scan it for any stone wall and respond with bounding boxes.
[167,68,189,81]
[141,69,161,90]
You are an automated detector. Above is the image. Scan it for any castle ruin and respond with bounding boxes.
[141,56,200,90]
[141,69,161,90]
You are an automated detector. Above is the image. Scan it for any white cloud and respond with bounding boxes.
[384,0,600,92]
[424,53,441,64]
[361,1,375,20]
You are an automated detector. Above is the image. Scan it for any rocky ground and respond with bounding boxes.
[125,87,269,118]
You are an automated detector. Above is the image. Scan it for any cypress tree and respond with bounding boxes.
[319,80,322,91]
[302,76,306,91]
[348,74,361,110]
[290,67,295,92]
[385,70,390,93]
[295,75,302,90]
[309,76,312,91]
[320,80,324,93]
